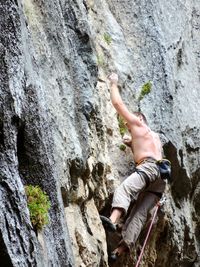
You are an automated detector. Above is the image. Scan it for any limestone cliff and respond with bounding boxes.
[0,0,200,266]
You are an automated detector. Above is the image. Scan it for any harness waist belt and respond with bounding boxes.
[136,157,157,166]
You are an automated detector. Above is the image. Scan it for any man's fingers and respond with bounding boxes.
[108,72,118,82]
[110,73,117,78]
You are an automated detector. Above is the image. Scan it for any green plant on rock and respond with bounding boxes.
[103,33,112,45]
[118,115,127,136]
[119,144,126,151]
[97,54,106,68]
[25,185,51,231]
[138,81,152,101]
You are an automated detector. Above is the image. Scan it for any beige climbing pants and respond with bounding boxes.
[111,157,166,248]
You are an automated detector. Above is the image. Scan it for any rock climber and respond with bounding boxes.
[100,73,171,262]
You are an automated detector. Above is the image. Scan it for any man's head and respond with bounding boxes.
[133,112,148,125]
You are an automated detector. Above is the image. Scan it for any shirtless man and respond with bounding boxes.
[101,73,166,261]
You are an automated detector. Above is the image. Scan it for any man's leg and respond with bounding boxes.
[111,171,147,221]
[108,192,158,262]
[108,162,165,261]
[121,191,159,248]
[100,171,146,234]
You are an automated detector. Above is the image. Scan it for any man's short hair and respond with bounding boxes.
[133,111,148,124]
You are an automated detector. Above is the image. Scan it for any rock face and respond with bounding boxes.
[0,0,200,266]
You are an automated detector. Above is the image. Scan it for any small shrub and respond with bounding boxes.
[103,33,112,45]
[119,144,126,151]
[25,185,51,230]
[97,54,106,68]
[138,81,152,101]
[118,115,127,136]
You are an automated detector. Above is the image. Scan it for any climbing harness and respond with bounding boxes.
[135,196,167,267]
[135,158,172,183]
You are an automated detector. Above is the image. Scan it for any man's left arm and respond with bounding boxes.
[123,135,132,147]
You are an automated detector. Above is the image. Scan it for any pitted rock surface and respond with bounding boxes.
[0,0,200,266]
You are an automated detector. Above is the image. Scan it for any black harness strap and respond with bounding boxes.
[136,170,150,188]
[147,191,162,199]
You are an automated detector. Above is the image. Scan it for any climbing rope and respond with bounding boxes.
[135,197,167,267]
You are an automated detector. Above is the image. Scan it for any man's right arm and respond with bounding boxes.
[109,73,141,126]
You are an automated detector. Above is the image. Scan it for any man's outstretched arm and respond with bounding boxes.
[109,73,141,126]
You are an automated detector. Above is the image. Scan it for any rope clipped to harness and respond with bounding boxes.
[135,197,167,267]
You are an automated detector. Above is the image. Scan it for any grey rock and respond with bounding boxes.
[1,0,200,266]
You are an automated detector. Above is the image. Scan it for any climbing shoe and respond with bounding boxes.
[100,215,117,232]
[109,242,129,263]
[108,251,119,263]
